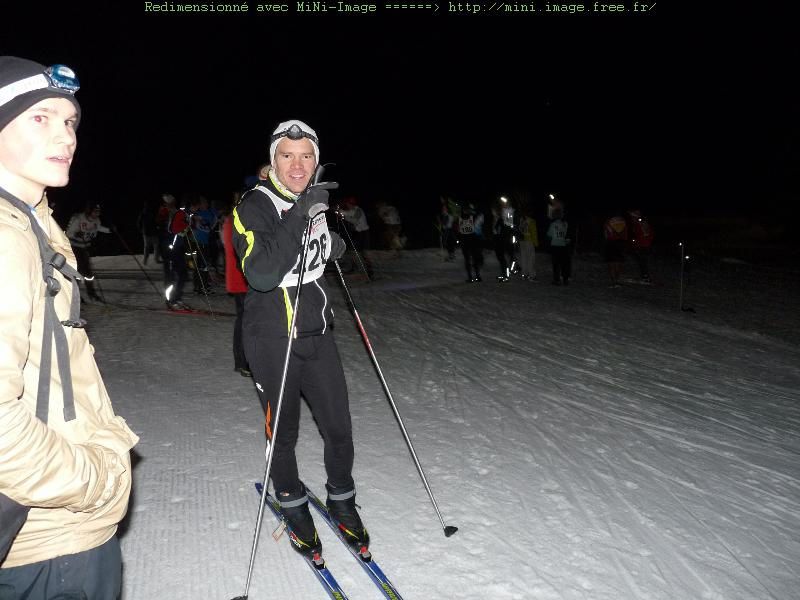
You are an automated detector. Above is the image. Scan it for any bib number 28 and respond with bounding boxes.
[293,233,328,275]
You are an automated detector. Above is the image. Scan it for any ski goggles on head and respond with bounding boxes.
[270,123,318,145]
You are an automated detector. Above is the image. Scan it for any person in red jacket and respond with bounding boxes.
[627,208,654,283]
[165,196,190,309]
[223,196,251,376]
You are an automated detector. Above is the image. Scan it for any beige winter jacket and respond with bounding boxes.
[0,196,139,568]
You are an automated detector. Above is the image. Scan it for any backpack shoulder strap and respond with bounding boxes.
[0,187,85,423]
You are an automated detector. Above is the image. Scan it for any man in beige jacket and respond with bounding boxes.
[0,56,139,599]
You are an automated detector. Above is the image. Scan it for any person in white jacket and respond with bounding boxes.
[66,202,110,300]
[339,196,374,278]
[0,56,138,598]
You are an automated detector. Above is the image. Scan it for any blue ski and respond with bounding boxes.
[306,486,405,600]
[255,483,350,600]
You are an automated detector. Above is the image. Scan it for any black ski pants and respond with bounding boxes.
[166,237,188,302]
[460,234,483,277]
[0,536,121,600]
[494,227,514,275]
[247,331,354,496]
[232,293,248,371]
[550,246,572,283]
[71,246,97,298]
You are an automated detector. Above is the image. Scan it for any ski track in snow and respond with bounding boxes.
[80,248,800,600]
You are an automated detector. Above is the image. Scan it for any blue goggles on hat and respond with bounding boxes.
[44,64,80,94]
[0,64,79,110]
[270,122,318,145]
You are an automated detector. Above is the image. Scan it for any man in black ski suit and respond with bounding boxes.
[232,119,368,558]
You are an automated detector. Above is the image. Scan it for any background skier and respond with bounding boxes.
[458,202,484,282]
[627,208,654,283]
[65,202,110,301]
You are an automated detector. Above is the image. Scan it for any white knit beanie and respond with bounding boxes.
[269,119,319,167]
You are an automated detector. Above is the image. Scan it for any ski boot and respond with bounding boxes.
[278,484,322,558]
[326,483,370,557]
[166,300,192,312]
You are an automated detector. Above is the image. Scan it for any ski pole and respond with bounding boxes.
[335,209,372,282]
[233,166,328,600]
[110,226,163,300]
[679,241,685,310]
[678,242,695,312]
[185,227,215,317]
[332,258,458,538]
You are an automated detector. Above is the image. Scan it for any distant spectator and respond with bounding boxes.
[439,196,457,261]
[603,213,628,287]
[376,200,404,256]
[165,194,191,310]
[137,198,161,265]
[518,210,539,281]
[339,196,374,278]
[190,195,217,292]
[458,202,484,282]
[156,193,177,285]
[492,197,516,281]
[546,208,571,285]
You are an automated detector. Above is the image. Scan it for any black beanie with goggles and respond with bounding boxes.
[0,56,81,133]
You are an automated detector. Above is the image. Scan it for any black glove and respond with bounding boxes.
[295,181,339,220]
[328,231,346,261]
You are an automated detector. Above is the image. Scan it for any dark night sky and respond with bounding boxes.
[4,5,799,245]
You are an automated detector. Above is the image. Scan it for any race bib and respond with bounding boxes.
[459,216,474,235]
[279,211,331,288]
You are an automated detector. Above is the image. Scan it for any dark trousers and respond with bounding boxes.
[142,233,159,265]
[494,237,508,275]
[460,234,483,277]
[442,229,456,258]
[0,536,121,600]
[550,246,572,283]
[190,241,211,291]
[494,228,514,275]
[349,230,373,276]
[233,293,248,370]
[631,247,651,279]
[246,332,354,495]
[166,237,187,302]
[159,235,172,284]
[207,231,221,273]
[71,246,97,298]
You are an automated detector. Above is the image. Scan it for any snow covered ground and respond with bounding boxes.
[82,246,800,600]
